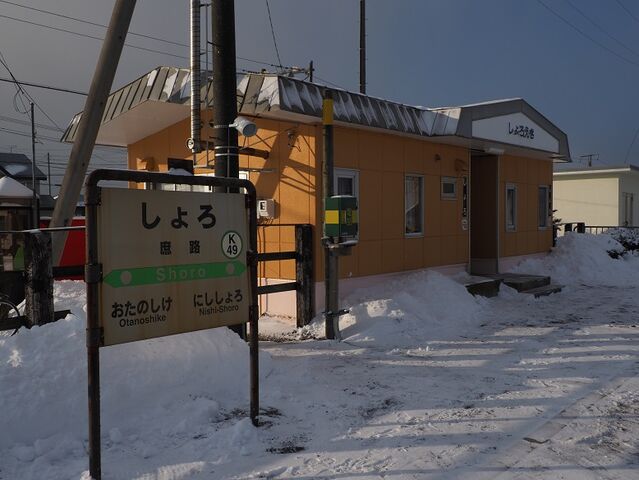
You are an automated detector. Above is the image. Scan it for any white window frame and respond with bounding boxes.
[333,168,359,198]
[149,170,249,192]
[538,185,550,229]
[441,176,457,200]
[405,174,424,237]
[505,183,517,232]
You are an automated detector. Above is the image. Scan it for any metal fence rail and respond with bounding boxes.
[556,223,639,235]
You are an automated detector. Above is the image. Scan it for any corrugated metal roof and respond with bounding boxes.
[60,67,569,161]
[61,67,458,143]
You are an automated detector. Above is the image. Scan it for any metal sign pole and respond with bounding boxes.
[83,170,258,476]
[85,181,102,480]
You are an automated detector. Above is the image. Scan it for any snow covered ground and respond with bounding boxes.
[2,233,639,479]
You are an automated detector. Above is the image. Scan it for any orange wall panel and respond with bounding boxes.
[357,240,383,276]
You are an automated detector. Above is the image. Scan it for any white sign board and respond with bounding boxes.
[472,112,559,153]
[97,187,249,346]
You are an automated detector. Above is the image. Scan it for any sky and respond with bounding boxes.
[1,0,639,193]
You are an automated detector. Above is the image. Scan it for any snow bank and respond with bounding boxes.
[0,281,270,452]
[513,232,639,287]
[305,270,486,346]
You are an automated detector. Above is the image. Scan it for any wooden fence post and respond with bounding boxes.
[24,231,53,327]
[295,224,314,328]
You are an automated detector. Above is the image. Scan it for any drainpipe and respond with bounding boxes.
[189,0,202,158]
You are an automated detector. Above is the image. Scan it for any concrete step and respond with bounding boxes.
[464,278,501,298]
[521,284,563,298]
[489,273,551,292]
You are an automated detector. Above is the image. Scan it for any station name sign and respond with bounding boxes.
[97,187,249,346]
[472,112,559,153]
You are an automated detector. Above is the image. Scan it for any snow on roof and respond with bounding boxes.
[0,175,34,198]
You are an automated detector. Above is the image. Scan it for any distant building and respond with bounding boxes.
[554,165,639,227]
[0,152,46,194]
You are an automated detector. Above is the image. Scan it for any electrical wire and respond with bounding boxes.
[563,0,639,59]
[536,0,639,68]
[0,76,87,95]
[614,0,639,25]
[264,0,283,70]
[624,126,639,164]
[0,0,188,48]
[0,13,189,61]
[0,114,65,131]
[312,74,347,90]
[0,9,306,75]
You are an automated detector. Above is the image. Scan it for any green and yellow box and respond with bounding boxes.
[324,196,358,238]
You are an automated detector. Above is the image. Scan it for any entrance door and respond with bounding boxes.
[470,154,499,274]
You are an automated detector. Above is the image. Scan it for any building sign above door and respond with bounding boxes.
[472,112,559,153]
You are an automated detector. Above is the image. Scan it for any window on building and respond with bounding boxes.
[623,192,634,226]
[538,185,550,228]
[441,176,457,199]
[405,175,424,235]
[506,184,517,231]
[333,168,359,197]
[149,170,249,192]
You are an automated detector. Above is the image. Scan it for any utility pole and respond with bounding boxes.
[359,0,366,94]
[211,0,246,340]
[47,152,51,196]
[189,0,202,159]
[322,90,340,340]
[309,60,314,82]
[49,0,137,267]
[30,102,38,227]
[211,0,239,186]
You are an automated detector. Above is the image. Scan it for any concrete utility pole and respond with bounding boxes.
[322,90,340,340]
[47,152,51,196]
[49,0,137,266]
[211,0,246,340]
[189,0,202,158]
[359,0,366,94]
[211,0,239,187]
[30,102,38,227]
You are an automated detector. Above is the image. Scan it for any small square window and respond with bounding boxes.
[441,177,457,199]
[334,168,359,198]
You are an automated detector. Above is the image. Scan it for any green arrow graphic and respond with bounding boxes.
[103,261,246,288]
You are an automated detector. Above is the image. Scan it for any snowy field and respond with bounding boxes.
[1,233,639,479]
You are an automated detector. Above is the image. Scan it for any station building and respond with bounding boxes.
[63,66,571,317]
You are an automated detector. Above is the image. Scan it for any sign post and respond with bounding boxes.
[84,170,258,480]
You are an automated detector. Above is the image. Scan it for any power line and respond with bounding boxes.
[265,0,283,70]
[0,114,71,131]
[0,10,304,73]
[614,0,639,25]
[0,50,65,131]
[313,74,347,90]
[624,126,639,164]
[0,13,189,61]
[0,0,188,49]
[536,0,639,69]
[563,0,639,59]
[0,76,87,95]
